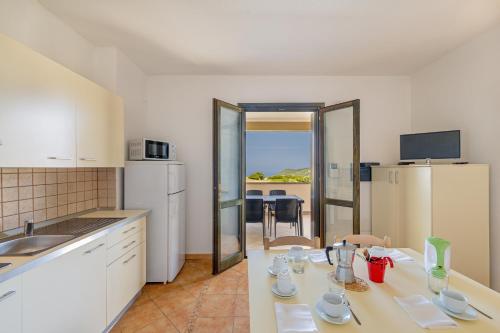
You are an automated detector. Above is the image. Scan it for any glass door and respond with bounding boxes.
[213,99,245,274]
[319,100,360,247]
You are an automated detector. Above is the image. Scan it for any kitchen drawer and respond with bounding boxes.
[107,227,146,265]
[0,275,22,333]
[107,217,145,249]
[107,242,146,324]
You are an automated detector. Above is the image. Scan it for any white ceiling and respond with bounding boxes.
[40,0,500,75]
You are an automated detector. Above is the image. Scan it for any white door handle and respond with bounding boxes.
[79,157,97,161]
[395,171,399,184]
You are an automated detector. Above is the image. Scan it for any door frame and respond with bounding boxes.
[238,103,325,245]
[318,100,360,248]
[212,99,246,274]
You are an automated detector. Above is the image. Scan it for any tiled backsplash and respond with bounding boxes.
[0,168,117,232]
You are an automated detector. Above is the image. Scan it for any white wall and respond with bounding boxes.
[0,0,95,80]
[411,23,500,290]
[0,0,147,141]
[0,0,147,209]
[146,75,411,253]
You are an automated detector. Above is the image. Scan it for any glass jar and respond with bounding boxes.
[427,268,449,294]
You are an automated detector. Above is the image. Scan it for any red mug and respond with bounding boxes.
[367,256,394,283]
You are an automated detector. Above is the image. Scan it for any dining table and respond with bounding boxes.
[246,195,305,236]
[248,248,500,332]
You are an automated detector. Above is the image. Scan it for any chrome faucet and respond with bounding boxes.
[24,219,35,237]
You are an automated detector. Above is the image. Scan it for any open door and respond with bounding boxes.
[319,100,360,247]
[213,99,245,274]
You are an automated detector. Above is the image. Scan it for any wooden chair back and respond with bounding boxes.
[335,234,391,248]
[264,236,320,250]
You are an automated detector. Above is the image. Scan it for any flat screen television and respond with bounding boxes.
[400,130,461,160]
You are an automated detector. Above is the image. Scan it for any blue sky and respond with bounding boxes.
[246,131,312,176]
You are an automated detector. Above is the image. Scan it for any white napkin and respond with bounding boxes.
[274,303,319,333]
[387,249,416,263]
[394,295,457,329]
[308,250,328,263]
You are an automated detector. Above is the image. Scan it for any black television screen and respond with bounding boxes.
[400,130,460,160]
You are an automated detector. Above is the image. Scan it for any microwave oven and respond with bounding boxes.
[128,138,177,161]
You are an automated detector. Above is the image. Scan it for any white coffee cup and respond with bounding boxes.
[321,292,345,317]
[272,254,288,274]
[440,289,468,313]
[277,270,293,294]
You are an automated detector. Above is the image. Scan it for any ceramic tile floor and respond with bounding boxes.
[111,259,249,333]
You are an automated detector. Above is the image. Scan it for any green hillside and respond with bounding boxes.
[246,168,311,183]
[273,168,310,177]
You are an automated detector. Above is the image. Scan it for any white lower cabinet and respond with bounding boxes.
[22,237,107,333]
[107,241,146,324]
[0,275,22,333]
[1,217,146,333]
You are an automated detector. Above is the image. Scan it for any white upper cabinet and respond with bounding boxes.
[0,33,124,168]
[0,34,76,167]
[76,79,110,167]
[108,96,125,167]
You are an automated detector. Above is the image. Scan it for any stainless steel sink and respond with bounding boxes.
[0,235,75,256]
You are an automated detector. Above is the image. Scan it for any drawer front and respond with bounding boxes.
[107,227,146,265]
[107,217,145,249]
[0,275,22,333]
[107,242,146,324]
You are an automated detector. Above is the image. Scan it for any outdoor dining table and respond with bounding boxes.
[246,195,305,236]
[248,248,500,332]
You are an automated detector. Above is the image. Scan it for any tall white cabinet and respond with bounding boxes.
[371,164,490,286]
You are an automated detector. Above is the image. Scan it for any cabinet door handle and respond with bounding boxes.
[79,157,97,161]
[395,171,399,184]
[0,290,16,303]
[47,156,73,161]
[84,243,105,255]
[388,171,394,184]
[122,226,136,234]
[123,254,136,264]
[122,240,136,249]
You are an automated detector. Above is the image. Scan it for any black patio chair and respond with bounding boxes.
[273,198,299,238]
[245,198,266,242]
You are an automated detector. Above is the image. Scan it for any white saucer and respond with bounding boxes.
[315,301,351,324]
[271,282,297,298]
[432,296,478,321]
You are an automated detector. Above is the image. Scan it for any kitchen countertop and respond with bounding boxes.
[0,209,150,283]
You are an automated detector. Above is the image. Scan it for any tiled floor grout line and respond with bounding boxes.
[186,282,210,333]
[152,299,181,333]
[112,260,249,333]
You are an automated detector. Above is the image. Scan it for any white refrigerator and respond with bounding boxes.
[124,161,186,283]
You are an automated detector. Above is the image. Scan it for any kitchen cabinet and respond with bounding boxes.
[0,275,22,333]
[0,33,124,168]
[0,34,76,167]
[107,241,146,324]
[371,167,401,246]
[75,79,124,168]
[107,96,125,167]
[107,219,147,324]
[22,236,107,333]
[371,164,490,286]
[75,79,110,167]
